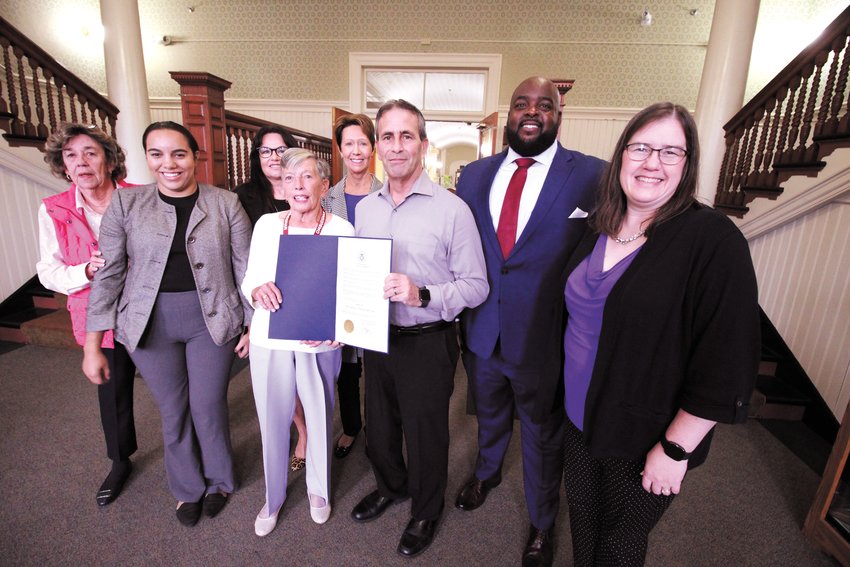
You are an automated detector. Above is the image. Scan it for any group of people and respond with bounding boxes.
[37,75,760,567]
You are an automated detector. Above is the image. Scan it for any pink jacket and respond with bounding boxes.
[42,181,132,348]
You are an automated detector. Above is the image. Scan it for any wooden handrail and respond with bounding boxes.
[0,16,118,147]
[715,5,850,216]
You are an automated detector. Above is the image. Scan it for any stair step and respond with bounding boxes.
[756,374,810,405]
[749,374,809,421]
[0,307,54,329]
[20,309,77,349]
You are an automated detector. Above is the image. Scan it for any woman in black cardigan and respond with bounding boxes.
[561,103,760,566]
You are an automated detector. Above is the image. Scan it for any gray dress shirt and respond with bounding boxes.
[355,170,488,327]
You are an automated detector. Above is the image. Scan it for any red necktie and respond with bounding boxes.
[496,157,535,259]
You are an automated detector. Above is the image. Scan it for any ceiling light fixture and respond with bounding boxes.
[640,9,653,27]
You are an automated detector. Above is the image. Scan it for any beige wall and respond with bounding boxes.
[2,0,844,112]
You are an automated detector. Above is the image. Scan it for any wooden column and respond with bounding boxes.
[169,71,231,188]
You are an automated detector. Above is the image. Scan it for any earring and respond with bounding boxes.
[65,174,72,182]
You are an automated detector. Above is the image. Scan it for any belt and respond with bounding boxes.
[389,320,453,336]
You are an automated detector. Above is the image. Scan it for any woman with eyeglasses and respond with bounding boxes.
[235,126,310,474]
[560,103,760,566]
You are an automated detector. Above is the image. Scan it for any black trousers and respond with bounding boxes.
[337,359,363,437]
[363,326,459,521]
[99,342,138,462]
[563,420,674,567]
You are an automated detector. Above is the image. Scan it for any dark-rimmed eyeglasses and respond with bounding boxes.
[624,143,688,165]
[257,145,287,158]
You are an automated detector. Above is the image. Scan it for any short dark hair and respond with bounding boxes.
[43,123,127,182]
[375,99,427,141]
[142,121,199,154]
[591,102,700,236]
[333,113,376,149]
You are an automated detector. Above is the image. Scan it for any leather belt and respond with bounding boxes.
[389,320,452,336]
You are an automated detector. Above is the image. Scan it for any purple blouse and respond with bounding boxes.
[344,192,368,227]
[564,233,641,430]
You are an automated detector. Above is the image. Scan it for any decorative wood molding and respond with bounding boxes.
[0,144,64,190]
[738,153,850,240]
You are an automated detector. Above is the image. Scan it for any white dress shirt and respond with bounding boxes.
[488,141,558,242]
[36,189,103,295]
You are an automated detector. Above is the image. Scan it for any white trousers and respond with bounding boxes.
[250,345,340,514]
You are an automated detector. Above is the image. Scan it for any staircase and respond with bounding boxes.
[713,5,850,217]
[0,276,75,348]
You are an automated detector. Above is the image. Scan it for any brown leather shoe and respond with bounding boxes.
[454,473,501,511]
[521,526,554,567]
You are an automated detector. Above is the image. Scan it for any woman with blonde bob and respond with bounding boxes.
[242,148,354,537]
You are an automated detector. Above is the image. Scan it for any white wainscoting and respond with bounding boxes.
[748,194,850,418]
[0,144,64,302]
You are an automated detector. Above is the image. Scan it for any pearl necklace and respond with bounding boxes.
[613,229,645,245]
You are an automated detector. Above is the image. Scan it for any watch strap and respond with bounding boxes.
[660,437,691,461]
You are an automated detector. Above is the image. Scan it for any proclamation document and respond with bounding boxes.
[335,237,391,353]
[270,235,391,352]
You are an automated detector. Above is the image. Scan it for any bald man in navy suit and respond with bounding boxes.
[455,77,605,567]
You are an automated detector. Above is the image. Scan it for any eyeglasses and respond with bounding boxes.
[624,143,688,165]
[257,145,287,158]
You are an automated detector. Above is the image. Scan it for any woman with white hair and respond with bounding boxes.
[242,148,354,536]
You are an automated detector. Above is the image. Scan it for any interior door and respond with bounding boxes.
[477,111,499,160]
[331,107,377,185]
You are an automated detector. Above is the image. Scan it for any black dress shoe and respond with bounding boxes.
[522,526,554,567]
[334,433,359,459]
[454,473,501,511]
[397,515,439,557]
[351,490,400,523]
[176,500,203,527]
[202,492,228,518]
[96,460,132,507]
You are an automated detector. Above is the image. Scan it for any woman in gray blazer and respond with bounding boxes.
[83,121,252,527]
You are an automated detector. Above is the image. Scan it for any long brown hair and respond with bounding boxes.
[590,102,700,236]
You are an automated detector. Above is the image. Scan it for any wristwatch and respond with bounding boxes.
[418,286,431,308]
[660,437,691,461]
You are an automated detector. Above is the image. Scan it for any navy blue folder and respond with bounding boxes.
[268,235,339,341]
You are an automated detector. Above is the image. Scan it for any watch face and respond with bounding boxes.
[662,438,690,461]
[419,288,430,301]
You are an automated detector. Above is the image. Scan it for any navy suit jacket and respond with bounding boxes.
[456,144,605,422]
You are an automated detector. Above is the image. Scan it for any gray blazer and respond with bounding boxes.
[321,174,382,221]
[87,183,253,352]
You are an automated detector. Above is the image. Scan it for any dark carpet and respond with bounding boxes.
[0,344,838,566]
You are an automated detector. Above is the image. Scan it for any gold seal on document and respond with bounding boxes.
[344,320,354,333]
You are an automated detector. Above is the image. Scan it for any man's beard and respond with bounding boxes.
[506,124,558,157]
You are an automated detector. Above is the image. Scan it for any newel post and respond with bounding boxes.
[169,71,231,188]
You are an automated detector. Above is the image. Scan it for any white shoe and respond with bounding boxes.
[310,502,331,524]
[254,503,280,537]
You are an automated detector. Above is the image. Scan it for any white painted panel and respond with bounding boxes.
[749,199,850,418]
[0,145,64,302]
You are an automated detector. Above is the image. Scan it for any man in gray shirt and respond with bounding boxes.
[351,99,488,558]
